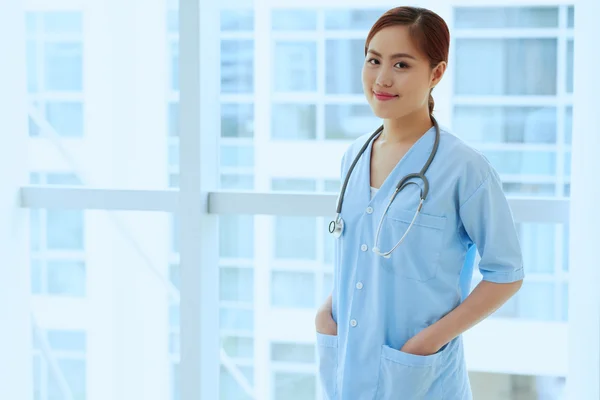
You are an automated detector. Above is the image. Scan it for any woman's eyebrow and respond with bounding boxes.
[367,49,417,60]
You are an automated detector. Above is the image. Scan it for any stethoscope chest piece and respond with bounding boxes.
[329,215,344,238]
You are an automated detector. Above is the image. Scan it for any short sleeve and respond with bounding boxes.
[459,169,525,284]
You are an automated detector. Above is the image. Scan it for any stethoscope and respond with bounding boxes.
[328,116,441,258]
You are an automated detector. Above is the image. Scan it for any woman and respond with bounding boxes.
[315,6,524,400]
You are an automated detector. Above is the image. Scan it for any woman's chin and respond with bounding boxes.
[371,108,403,120]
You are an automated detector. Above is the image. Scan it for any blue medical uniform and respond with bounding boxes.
[317,125,525,399]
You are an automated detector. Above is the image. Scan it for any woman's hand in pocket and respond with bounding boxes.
[315,294,338,335]
[400,331,443,356]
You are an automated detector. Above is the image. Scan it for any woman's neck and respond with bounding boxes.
[380,108,433,145]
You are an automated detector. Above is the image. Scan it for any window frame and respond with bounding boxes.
[7,0,598,399]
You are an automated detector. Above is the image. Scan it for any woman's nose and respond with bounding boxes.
[375,70,393,88]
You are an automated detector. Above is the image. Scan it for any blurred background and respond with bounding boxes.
[2,0,592,399]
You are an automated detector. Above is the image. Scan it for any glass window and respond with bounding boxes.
[515,223,555,274]
[562,283,569,321]
[48,359,86,400]
[26,13,38,34]
[325,39,364,95]
[46,210,84,250]
[220,145,254,168]
[274,42,317,92]
[324,9,386,30]
[221,40,254,94]
[323,272,333,301]
[222,104,254,138]
[325,104,380,139]
[171,41,179,91]
[26,41,38,93]
[566,40,574,93]
[44,42,83,91]
[222,336,254,358]
[30,209,42,251]
[167,9,178,33]
[171,215,179,253]
[273,372,316,400]
[220,367,253,400]
[516,281,555,321]
[43,12,83,34]
[169,263,180,289]
[169,173,179,189]
[502,183,555,197]
[271,104,316,140]
[45,102,84,137]
[168,102,179,137]
[220,307,254,331]
[168,141,179,167]
[324,180,340,193]
[47,330,86,351]
[220,267,254,303]
[567,6,574,28]
[46,173,81,185]
[271,343,315,363]
[169,303,180,326]
[454,107,557,144]
[171,363,180,400]
[221,9,254,31]
[274,217,316,259]
[272,10,317,31]
[454,7,559,29]
[32,355,41,400]
[565,106,573,144]
[219,215,254,258]
[481,150,556,175]
[271,271,315,308]
[28,116,41,137]
[31,259,43,294]
[323,225,335,265]
[220,174,254,190]
[563,224,570,272]
[271,178,316,192]
[46,260,86,296]
[455,39,557,96]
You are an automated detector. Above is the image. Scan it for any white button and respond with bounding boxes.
[361,244,368,252]
[366,207,373,214]
[350,319,357,327]
[356,282,363,290]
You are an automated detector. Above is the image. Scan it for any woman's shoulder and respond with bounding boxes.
[438,126,496,179]
[437,126,502,200]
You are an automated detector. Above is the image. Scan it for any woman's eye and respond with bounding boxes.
[396,62,409,69]
[367,58,379,65]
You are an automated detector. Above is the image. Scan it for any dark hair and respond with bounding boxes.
[365,7,450,115]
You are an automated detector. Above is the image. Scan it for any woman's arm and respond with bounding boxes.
[401,279,522,355]
[315,293,338,335]
[403,166,524,355]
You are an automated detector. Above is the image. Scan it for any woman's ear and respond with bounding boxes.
[430,61,447,88]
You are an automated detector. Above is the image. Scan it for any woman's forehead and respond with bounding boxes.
[367,25,421,59]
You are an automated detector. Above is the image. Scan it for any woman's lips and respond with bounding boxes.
[373,91,398,101]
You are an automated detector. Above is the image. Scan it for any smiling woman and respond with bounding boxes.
[5,1,596,400]
[315,7,524,400]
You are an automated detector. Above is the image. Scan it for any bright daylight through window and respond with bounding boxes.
[2,0,599,399]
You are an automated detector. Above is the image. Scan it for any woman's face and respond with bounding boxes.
[362,25,442,120]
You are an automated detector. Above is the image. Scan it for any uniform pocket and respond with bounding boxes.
[374,344,444,400]
[379,209,447,281]
[316,332,338,400]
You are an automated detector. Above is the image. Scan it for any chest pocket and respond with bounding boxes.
[378,208,447,282]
